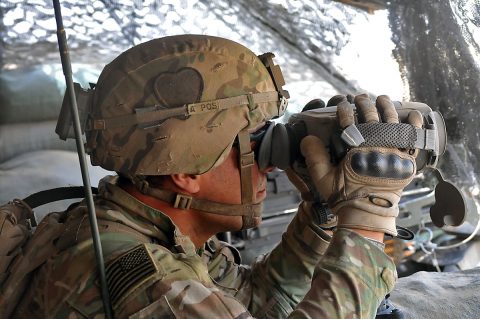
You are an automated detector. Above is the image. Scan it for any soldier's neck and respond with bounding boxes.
[121,183,222,248]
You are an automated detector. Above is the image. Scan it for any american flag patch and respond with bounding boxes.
[106,244,158,308]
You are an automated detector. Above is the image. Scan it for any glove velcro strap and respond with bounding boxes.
[301,225,330,255]
[351,122,436,151]
[291,202,331,255]
[336,208,398,237]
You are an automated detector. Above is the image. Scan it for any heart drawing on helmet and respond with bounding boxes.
[153,67,204,108]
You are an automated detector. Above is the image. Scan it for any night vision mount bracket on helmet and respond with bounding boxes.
[256,101,466,230]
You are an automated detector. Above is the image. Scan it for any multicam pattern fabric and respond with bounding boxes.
[87,35,286,176]
[14,176,396,318]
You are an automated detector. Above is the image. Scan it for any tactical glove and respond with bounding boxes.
[301,94,423,236]
[285,98,336,228]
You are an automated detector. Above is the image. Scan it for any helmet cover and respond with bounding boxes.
[87,35,287,176]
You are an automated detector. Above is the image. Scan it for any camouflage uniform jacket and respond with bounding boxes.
[15,176,397,318]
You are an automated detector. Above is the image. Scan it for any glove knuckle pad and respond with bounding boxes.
[351,152,414,179]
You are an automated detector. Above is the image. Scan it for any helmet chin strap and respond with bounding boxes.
[236,129,260,229]
[131,130,262,229]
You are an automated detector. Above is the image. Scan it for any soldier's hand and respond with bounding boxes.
[300,94,423,236]
[285,98,336,228]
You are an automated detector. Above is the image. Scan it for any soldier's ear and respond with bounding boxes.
[170,174,200,194]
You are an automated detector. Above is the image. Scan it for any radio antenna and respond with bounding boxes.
[52,1,113,317]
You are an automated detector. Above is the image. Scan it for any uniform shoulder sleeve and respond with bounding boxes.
[289,229,397,318]
[110,243,254,319]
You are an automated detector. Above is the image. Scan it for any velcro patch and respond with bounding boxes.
[106,244,158,309]
[153,67,203,108]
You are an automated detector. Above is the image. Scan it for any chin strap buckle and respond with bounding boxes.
[241,151,255,167]
[174,194,193,210]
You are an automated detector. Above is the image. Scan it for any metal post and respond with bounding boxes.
[52,1,113,318]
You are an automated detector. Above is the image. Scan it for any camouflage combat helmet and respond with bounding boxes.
[84,35,289,228]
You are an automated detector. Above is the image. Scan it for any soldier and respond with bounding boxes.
[15,35,421,318]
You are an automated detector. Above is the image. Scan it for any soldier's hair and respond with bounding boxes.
[145,175,170,188]
[117,174,169,188]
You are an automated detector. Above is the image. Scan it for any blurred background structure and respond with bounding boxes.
[1,0,479,188]
[1,3,480,316]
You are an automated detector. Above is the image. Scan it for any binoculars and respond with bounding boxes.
[257,101,447,172]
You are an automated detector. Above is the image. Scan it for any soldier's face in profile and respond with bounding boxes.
[196,140,271,205]
[192,136,272,230]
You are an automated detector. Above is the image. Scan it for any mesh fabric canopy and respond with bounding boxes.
[1,0,479,198]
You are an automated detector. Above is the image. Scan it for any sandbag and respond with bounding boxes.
[0,64,99,124]
[391,268,480,319]
[0,121,77,163]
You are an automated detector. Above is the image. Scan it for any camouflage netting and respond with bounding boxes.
[1,0,479,195]
[387,0,480,199]
[0,0,363,110]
